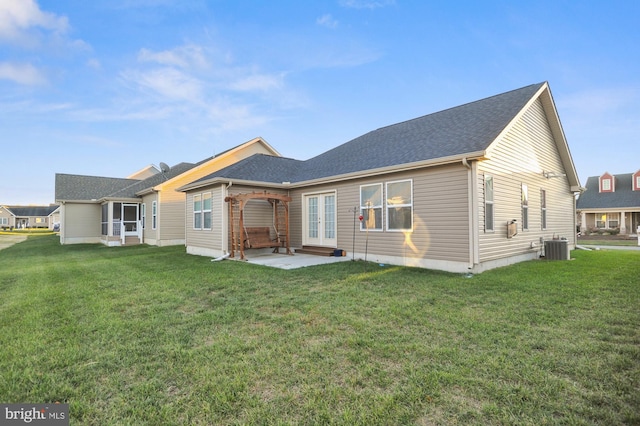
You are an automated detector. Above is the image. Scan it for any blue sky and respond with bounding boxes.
[1,0,638,205]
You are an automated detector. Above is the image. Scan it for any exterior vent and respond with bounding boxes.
[544,239,569,260]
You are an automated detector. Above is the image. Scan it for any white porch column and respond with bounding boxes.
[620,211,626,234]
[580,211,586,233]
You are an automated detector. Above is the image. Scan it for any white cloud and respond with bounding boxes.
[0,62,47,85]
[138,45,208,69]
[121,67,203,102]
[317,14,338,29]
[0,0,69,44]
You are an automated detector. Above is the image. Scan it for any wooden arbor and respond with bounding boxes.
[225,191,292,260]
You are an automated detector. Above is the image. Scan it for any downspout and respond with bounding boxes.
[462,158,480,271]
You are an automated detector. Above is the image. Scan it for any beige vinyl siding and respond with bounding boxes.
[154,141,278,246]
[0,209,14,227]
[62,203,101,239]
[141,193,157,242]
[185,185,225,251]
[290,164,470,263]
[478,98,576,262]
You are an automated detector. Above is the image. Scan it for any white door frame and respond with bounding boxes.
[302,191,337,247]
[122,203,139,237]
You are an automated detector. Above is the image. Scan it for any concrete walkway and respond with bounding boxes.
[0,235,27,251]
[577,244,640,251]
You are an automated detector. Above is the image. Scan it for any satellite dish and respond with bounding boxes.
[159,162,170,173]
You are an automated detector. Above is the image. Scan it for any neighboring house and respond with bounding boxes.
[0,205,60,229]
[576,171,640,235]
[179,82,581,273]
[55,137,280,246]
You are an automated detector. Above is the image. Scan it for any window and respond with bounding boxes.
[152,201,157,230]
[0,217,8,225]
[360,184,383,230]
[101,204,108,235]
[141,203,146,229]
[540,189,547,230]
[521,184,528,230]
[386,180,412,231]
[203,192,212,230]
[485,175,494,232]
[636,176,640,190]
[602,179,611,191]
[193,194,202,229]
[596,214,606,228]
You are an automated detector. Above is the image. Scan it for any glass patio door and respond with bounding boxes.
[304,193,336,247]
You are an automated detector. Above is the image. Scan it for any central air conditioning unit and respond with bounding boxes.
[544,239,569,260]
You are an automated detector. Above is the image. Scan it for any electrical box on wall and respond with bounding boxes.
[507,220,518,239]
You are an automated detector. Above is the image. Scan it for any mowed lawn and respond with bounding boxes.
[0,236,638,425]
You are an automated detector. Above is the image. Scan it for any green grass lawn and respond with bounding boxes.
[1,235,638,425]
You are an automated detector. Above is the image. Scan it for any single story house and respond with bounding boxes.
[0,205,60,229]
[576,171,640,235]
[55,137,280,246]
[178,82,581,273]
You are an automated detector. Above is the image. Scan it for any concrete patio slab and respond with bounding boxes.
[230,252,353,269]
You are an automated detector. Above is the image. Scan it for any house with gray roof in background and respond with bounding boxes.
[178,82,581,273]
[55,137,280,246]
[576,171,640,235]
[0,205,60,230]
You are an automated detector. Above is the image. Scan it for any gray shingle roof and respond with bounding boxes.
[576,174,640,209]
[191,83,546,185]
[55,162,197,201]
[5,205,59,217]
[189,155,304,185]
[55,174,140,201]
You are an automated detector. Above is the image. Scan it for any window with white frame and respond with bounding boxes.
[203,192,212,230]
[485,175,494,231]
[602,178,611,191]
[360,183,382,230]
[521,184,529,230]
[152,201,157,230]
[540,189,547,230]
[141,203,146,229]
[636,176,640,190]
[101,204,108,235]
[193,194,202,229]
[386,179,412,231]
[0,217,8,225]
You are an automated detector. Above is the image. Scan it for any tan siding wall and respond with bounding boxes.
[478,98,576,262]
[0,209,14,227]
[63,203,101,238]
[155,143,277,245]
[290,165,470,263]
[141,194,157,242]
[185,185,225,251]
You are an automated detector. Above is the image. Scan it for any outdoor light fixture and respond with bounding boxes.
[543,171,566,179]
